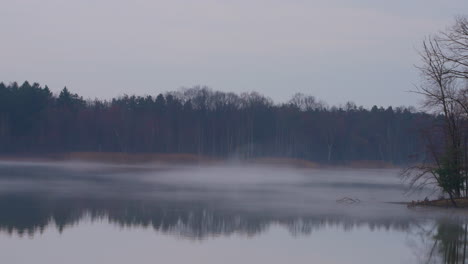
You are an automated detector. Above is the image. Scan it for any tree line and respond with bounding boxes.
[0,81,432,164]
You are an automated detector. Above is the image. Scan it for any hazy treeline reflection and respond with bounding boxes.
[0,162,416,238]
[1,162,468,263]
[0,193,467,264]
[0,192,417,238]
[2,193,468,264]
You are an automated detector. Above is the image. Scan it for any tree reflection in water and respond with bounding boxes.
[0,193,415,239]
[410,220,468,264]
[1,162,468,264]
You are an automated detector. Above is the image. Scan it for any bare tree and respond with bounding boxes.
[440,16,468,80]
[405,16,468,206]
[289,93,325,111]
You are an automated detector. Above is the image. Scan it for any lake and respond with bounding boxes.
[0,161,466,264]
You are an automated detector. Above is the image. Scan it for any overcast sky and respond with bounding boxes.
[1,0,467,107]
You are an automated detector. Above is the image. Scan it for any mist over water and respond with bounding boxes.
[0,161,467,263]
[0,161,459,230]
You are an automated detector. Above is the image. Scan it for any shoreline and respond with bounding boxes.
[0,152,399,169]
[407,198,468,209]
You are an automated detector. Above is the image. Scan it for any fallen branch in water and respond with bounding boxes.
[336,197,361,204]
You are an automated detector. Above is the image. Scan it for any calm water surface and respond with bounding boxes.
[0,161,467,264]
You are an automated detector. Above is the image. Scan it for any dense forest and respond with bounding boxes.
[0,81,433,164]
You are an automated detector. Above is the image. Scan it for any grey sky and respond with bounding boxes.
[1,0,467,107]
